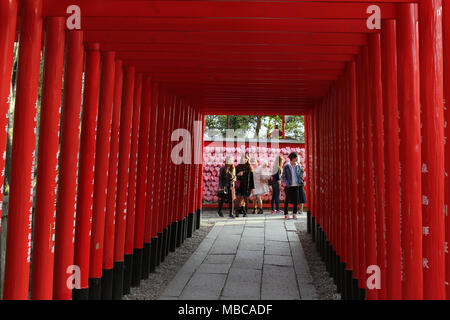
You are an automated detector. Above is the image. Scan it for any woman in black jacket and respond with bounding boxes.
[235,153,255,217]
[218,157,236,218]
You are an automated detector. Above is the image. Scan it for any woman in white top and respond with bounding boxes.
[251,159,271,214]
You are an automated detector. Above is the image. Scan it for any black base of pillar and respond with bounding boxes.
[311,217,316,242]
[156,232,163,266]
[101,268,113,300]
[326,241,331,272]
[343,270,354,300]
[169,221,178,252]
[336,258,342,293]
[131,248,143,287]
[112,261,124,300]
[161,228,168,263]
[308,223,367,301]
[167,224,173,252]
[340,262,346,295]
[88,277,102,300]
[180,218,185,244]
[331,248,336,280]
[196,209,201,230]
[72,288,89,300]
[123,254,133,295]
[142,242,151,279]
[307,211,312,234]
[149,237,158,273]
[359,288,366,300]
[187,213,194,238]
[176,220,183,247]
[183,217,188,242]
[164,227,170,257]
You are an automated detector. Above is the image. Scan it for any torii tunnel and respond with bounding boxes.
[0,0,450,301]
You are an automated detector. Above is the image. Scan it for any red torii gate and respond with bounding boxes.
[0,0,448,301]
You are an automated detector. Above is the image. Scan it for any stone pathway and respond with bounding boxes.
[159,212,317,300]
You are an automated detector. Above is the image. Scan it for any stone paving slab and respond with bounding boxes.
[159,212,317,300]
[221,267,262,299]
[204,254,235,264]
[233,249,264,270]
[179,273,228,300]
[261,265,300,300]
[264,254,294,267]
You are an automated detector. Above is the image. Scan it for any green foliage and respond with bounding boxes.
[205,114,304,141]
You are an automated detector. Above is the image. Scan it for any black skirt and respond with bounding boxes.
[298,186,306,204]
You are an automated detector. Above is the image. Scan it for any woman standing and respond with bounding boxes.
[217,157,236,218]
[270,155,284,214]
[235,153,254,217]
[252,159,270,214]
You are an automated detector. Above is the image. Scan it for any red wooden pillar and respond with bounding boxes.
[419,0,446,300]
[112,66,135,299]
[123,72,142,293]
[3,0,42,300]
[187,105,193,235]
[397,3,423,300]
[180,104,190,243]
[362,45,377,300]
[102,59,123,299]
[368,33,386,299]
[356,54,366,292]
[168,98,180,250]
[343,77,350,273]
[342,66,352,291]
[156,93,167,261]
[88,51,116,299]
[162,97,174,258]
[329,88,335,255]
[381,19,402,300]
[161,96,172,255]
[53,30,84,300]
[198,113,205,228]
[304,115,310,215]
[195,112,205,229]
[31,17,65,300]
[144,82,159,274]
[142,81,157,276]
[72,43,101,300]
[189,107,201,237]
[325,95,328,240]
[132,76,152,285]
[171,100,181,238]
[314,104,320,230]
[348,61,358,290]
[189,107,198,235]
[176,104,187,247]
[151,90,165,261]
[337,78,344,266]
[443,0,450,299]
[164,95,173,254]
[0,0,17,232]
[321,98,327,237]
[169,98,180,252]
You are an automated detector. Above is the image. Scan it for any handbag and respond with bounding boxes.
[218,186,228,198]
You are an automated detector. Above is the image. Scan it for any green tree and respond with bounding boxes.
[204,114,304,141]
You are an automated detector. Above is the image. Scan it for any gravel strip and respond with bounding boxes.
[123,221,214,300]
[295,218,341,300]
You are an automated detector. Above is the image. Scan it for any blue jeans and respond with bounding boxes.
[271,183,280,211]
